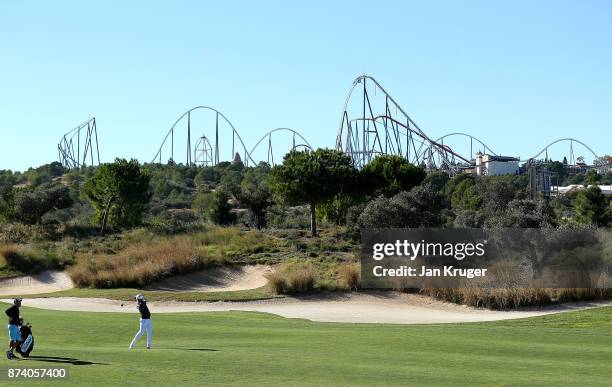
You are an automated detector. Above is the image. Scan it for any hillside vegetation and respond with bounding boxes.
[1,152,611,308]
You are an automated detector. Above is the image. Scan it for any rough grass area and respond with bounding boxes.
[421,287,612,310]
[67,226,358,289]
[0,243,74,277]
[4,304,611,386]
[67,227,276,288]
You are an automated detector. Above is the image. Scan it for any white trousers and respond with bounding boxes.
[130,318,152,348]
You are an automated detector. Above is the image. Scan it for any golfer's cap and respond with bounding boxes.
[13,298,22,305]
[135,294,144,301]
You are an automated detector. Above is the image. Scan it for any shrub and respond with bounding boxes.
[13,184,73,225]
[0,223,31,243]
[266,205,310,229]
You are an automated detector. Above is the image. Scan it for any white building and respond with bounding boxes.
[475,152,520,176]
[553,185,612,196]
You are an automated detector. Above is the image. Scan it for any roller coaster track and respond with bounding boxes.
[249,128,313,165]
[430,133,497,159]
[152,107,313,167]
[57,117,100,169]
[336,75,470,172]
[152,106,255,166]
[523,137,599,164]
[57,77,604,172]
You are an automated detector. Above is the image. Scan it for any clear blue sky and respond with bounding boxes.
[1,0,610,171]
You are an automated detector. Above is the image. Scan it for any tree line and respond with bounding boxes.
[0,150,610,236]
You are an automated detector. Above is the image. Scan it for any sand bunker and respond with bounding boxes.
[0,271,74,296]
[5,293,610,324]
[146,265,271,292]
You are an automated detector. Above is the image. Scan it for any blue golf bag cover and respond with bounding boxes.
[16,325,34,357]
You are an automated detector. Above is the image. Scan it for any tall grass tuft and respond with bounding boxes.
[417,287,611,310]
[265,271,287,294]
[337,263,360,290]
[265,261,316,294]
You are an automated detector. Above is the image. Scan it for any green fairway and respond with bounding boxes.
[1,304,611,386]
[6,286,280,302]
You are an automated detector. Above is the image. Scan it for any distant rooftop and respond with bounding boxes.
[475,152,520,162]
[487,155,520,162]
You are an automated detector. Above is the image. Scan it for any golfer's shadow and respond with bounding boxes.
[184,348,218,352]
[24,355,108,366]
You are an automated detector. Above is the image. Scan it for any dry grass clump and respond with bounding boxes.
[554,288,612,302]
[265,271,287,294]
[421,286,612,310]
[286,265,315,293]
[265,261,316,294]
[337,263,360,290]
[421,287,552,310]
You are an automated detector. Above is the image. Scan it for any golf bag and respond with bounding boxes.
[16,324,34,357]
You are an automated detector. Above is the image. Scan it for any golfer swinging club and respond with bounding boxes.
[129,294,152,349]
[5,299,22,360]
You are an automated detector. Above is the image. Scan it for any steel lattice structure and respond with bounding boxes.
[142,75,605,171]
[193,135,215,166]
[523,138,599,164]
[152,107,313,167]
[431,133,498,160]
[57,117,100,169]
[248,128,313,166]
[336,75,471,172]
[152,106,255,166]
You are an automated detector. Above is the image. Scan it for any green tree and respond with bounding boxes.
[220,169,243,198]
[13,184,73,224]
[443,173,474,202]
[575,186,610,226]
[83,159,151,232]
[270,149,356,236]
[194,166,221,187]
[192,188,214,220]
[361,155,426,197]
[318,194,365,225]
[421,171,450,192]
[0,170,16,221]
[357,186,445,229]
[238,166,272,229]
[547,161,567,184]
[584,170,599,186]
[451,179,482,211]
[207,190,235,225]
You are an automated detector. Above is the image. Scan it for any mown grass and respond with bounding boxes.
[4,286,280,302]
[2,304,611,386]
